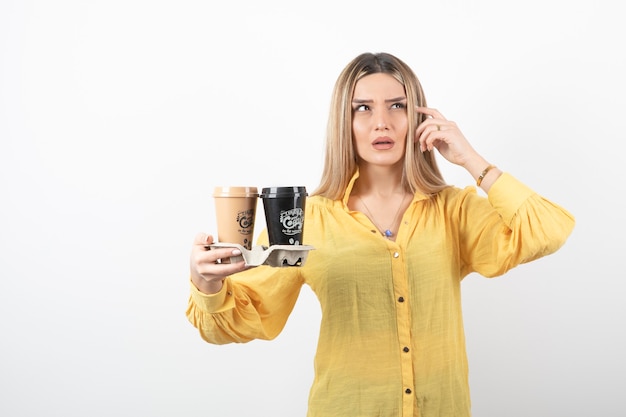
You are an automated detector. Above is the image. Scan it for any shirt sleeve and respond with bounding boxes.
[457,172,575,278]
[186,227,306,345]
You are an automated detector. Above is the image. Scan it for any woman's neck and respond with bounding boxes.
[349,163,411,241]
[353,164,405,198]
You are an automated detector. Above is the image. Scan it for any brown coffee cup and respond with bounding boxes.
[213,186,259,250]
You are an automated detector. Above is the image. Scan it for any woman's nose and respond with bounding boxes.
[375,111,389,129]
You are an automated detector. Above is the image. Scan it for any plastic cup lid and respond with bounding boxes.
[213,186,259,198]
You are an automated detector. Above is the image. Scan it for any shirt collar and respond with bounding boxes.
[342,169,360,207]
[341,168,431,208]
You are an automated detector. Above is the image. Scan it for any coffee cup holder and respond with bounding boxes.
[207,243,315,267]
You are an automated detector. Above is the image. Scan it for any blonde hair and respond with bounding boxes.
[312,52,448,200]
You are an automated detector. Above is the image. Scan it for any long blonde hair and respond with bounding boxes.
[312,52,448,199]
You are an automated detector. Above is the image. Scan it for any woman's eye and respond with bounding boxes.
[391,102,406,109]
[354,104,369,112]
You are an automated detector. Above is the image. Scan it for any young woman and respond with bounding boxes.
[186,52,575,417]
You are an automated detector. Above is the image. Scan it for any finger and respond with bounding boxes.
[199,259,246,276]
[208,247,243,263]
[193,233,215,248]
[415,111,447,138]
[421,131,435,153]
[415,106,446,120]
[417,124,444,152]
[195,245,242,262]
[198,259,248,282]
[418,121,447,135]
[218,260,247,273]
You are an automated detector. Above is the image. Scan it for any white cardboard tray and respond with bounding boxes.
[207,243,315,267]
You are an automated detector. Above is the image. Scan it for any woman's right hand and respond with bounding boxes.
[189,233,248,294]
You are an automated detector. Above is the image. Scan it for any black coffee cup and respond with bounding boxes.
[260,186,307,246]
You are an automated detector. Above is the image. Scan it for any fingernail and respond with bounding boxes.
[232,249,242,255]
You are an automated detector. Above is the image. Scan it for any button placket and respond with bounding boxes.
[389,247,415,415]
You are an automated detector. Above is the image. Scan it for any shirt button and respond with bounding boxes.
[403,346,410,352]
[398,296,405,302]
[405,388,412,394]
[393,252,399,258]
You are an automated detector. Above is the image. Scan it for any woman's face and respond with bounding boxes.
[351,73,408,169]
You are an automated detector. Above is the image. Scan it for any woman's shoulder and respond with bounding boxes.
[306,194,342,211]
[428,184,483,209]
[437,184,476,198]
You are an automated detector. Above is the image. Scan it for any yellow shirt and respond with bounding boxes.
[186,172,575,417]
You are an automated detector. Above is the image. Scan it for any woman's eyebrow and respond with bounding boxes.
[386,96,407,103]
[352,96,406,104]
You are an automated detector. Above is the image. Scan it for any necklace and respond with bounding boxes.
[358,193,408,238]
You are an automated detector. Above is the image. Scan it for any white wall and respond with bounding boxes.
[1,1,624,416]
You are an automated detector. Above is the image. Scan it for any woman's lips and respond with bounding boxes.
[372,136,395,150]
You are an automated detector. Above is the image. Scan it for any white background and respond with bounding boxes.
[1,1,624,416]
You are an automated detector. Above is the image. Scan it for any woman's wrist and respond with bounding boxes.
[463,155,502,191]
[191,274,225,295]
[476,164,496,186]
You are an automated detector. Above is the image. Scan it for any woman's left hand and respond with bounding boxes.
[415,106,478,167]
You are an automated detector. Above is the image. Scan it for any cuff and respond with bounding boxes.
[487,172,536,226]
[189,278,235,313]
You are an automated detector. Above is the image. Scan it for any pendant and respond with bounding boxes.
[384,229,393,238]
